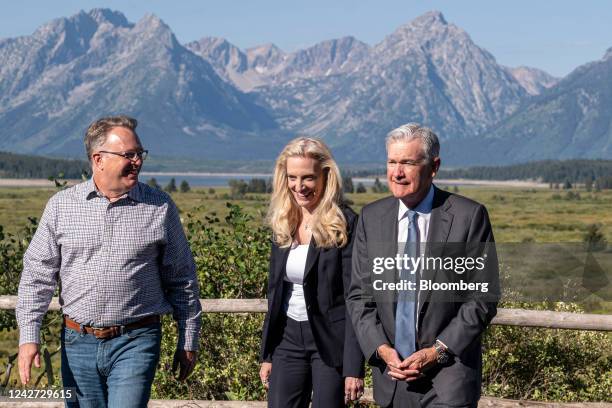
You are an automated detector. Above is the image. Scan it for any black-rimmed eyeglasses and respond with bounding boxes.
[98,150,149,161]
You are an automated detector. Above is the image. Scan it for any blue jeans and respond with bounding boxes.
[60,322,162,408]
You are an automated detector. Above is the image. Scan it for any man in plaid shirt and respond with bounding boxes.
[16,115,202,407]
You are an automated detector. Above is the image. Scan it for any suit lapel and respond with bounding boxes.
[426,188,453,247]
[378,198,400,317]
[303,236,321,282]
[419,187,453,316]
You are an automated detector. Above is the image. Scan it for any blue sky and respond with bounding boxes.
[1,0,610,77]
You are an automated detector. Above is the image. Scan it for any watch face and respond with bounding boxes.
[437,351,450,365]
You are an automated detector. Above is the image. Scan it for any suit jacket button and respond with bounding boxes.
[303,282,307,287]
[307,305,311,310]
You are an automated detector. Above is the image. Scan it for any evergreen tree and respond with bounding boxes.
[342,174,355,194]
[180,180,191,193]
[247,178,267,193]
[165,178,177,193]
[371,178,388,193]
[228,179,248,197]
[147,178,161,190]
[356,183,367,193]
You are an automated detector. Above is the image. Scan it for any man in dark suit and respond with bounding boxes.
[347,123,499,407]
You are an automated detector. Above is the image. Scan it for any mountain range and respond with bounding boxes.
[0,9,609,165]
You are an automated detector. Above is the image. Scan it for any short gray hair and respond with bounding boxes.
[385,123,440,162]
[84,115,139,162]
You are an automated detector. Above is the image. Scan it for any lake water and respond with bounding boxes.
[140,172,272,187]
[139,172,383,187]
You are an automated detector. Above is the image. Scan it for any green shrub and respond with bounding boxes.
[483,302,612,402]
[152,203,270,400]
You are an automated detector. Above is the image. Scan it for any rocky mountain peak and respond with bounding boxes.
[603,47,612,61]
[131,13,178,48]
[136,13,168,31]
[87,8,131,28]
[380,10,465,53]
[187,36,248,74]
[246,43,286,70]
[414,10,447,26]
[393,10,448,35]
[247,43,284,58]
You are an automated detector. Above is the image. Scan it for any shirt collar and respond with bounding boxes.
[83,178,143,202]
[397,184,435,221]
[84,178,99,200]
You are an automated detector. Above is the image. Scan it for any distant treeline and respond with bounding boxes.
[2,150,610,186]
[0,151,89,179]
[343,159,612,184]
[437,159,612,183]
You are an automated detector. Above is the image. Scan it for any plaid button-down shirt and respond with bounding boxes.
[16,179,202,350]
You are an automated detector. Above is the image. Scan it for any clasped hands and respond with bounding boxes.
[377,343,437,381]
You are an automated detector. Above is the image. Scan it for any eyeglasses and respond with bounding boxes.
[98,150,149,161]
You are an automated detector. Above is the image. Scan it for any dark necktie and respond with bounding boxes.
[395,209,418,359]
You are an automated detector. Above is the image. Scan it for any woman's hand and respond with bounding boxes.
[344,376,364,403]
[259,362,272,390]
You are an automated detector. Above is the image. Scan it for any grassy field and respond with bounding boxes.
[1,184,611,242]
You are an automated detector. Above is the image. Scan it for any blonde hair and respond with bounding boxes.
[268,137,348,249]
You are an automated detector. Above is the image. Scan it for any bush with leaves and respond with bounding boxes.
[483,302,611,402]
[0,218,64,388]
[152,203,270,400]
[0,222,35,333]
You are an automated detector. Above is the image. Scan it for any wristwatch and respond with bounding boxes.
[434,339,451,365]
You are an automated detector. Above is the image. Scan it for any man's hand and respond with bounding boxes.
[18,343,40,385]
[344,376,364,403]
[377,344,421,381]
[399,347,438,377]
[172,349,197,381]
[259,362,272,390]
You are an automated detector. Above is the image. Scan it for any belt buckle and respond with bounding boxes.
[91,326,109,338]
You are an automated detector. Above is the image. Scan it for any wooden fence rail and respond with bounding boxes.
[0,296,611,331]
[1,296,610,407]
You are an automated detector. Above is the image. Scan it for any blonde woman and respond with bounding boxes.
[259,138,365,407]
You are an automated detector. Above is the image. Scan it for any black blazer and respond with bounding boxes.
[260,206,365,378]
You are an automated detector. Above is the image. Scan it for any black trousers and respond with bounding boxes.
[268,317,344,408]
[390,381,477,408]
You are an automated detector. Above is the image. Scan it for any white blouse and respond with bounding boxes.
[284,243,309,321]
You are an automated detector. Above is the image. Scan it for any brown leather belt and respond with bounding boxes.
[63,315,160,340]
